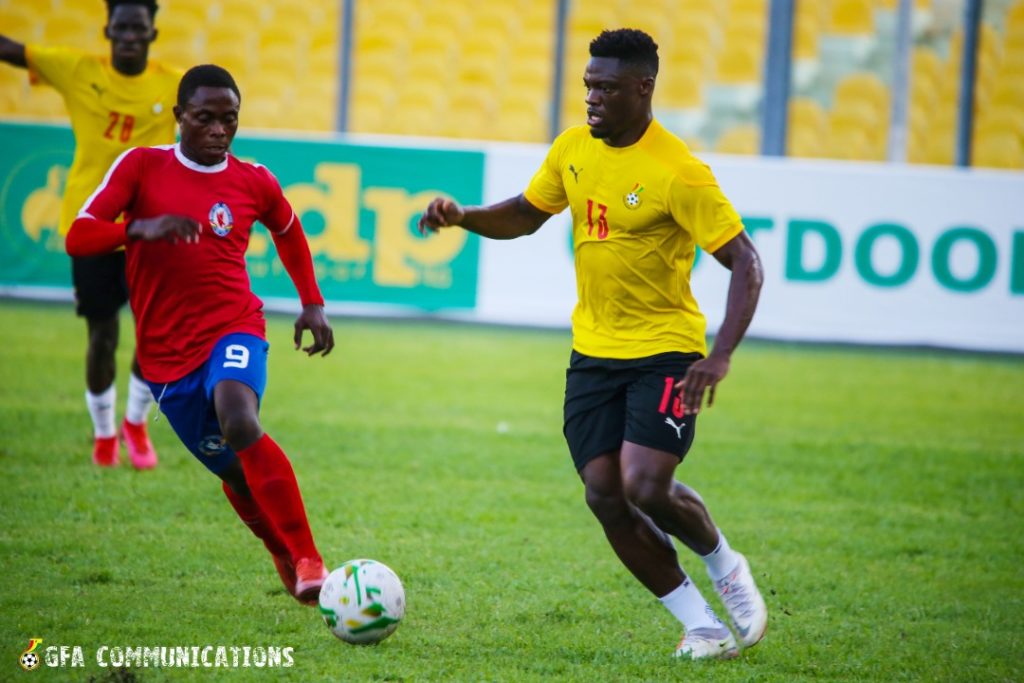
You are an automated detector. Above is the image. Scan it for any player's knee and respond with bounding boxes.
[584,485,631,526]
[219,412,262,451]
[622,474,670,516]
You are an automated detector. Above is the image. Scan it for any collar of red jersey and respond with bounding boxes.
[173,144,229,174]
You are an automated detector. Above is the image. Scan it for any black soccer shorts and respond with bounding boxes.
[562,350,703,471]
[71,251,129,320]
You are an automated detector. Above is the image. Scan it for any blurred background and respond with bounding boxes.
[1,0,1021,169]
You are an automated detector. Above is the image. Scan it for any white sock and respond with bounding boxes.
[125,372,154,425]
[86,385,117,438]
[701,530,741,581]
[658,577,725,632]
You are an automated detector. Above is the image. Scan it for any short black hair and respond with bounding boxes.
[177,64,241,109]
[105,0,159,20]
[589,28,659,76]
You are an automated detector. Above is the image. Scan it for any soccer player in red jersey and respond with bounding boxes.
[66,64,332,604]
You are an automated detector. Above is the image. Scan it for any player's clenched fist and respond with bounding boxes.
[418,197,465,234]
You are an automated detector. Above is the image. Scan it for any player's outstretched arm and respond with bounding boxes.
[676,231,763,414]
[0,35,27,68]
[418,194,552,240]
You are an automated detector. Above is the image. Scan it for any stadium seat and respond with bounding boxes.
[789,97,829,140]
[825,127,872,160]
[715,124,759,154]
[973,131,1024,168]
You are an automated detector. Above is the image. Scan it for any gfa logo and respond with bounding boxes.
[18,638,42,671]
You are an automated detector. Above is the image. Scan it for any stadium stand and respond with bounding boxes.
[0,0,1019,168]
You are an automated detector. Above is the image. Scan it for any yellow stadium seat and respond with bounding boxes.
[659,64,704,108]
[825,127,872,160]
[829,0,874,35]
[728,0,768,20]
[161,0,210,25]
[714,45,761,84]
[911,47,942,87]
[973,131,1024,168]
[789,97,828,138]
[715,124,760,154]
[834,72,891,118]
[975,106,1024,137]
[1007,0,1024,32]
[787,126,825,157]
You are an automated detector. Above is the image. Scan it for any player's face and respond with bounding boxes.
[105,4,156,72]
[583,57,653,146]
[176,87,240,166]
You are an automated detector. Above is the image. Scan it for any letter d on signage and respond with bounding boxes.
[786,220,842,281]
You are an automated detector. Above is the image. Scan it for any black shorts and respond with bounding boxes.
[563,350,703,471]
[71,252,129,320]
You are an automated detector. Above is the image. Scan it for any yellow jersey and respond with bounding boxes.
[524,119,744,359]
[26,44,181,235]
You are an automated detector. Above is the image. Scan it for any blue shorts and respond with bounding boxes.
[147,333,269,475]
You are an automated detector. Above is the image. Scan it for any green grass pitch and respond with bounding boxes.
[0,299,1021,681]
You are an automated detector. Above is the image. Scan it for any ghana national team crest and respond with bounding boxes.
[208,202,234,237]
[623,182,644,209]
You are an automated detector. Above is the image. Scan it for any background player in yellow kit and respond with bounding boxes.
[0,0,181,468]
[419,29,767,660]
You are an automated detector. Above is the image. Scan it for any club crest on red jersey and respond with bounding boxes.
[209,202,234,236]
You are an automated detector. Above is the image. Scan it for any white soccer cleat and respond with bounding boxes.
[673,626,739,660]
[714,553,768,648]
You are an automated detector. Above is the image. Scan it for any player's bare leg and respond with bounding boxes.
[580,453,736,659]
[85,315,120,466]
[214,379,326,604]
[620,442,767,649]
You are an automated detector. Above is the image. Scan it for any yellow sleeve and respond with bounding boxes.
[25,44,84,94]
[668,160,744,253]
[523,135,569,214]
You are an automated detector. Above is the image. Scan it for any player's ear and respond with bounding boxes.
[639,75,655,97]
[173,104,182,122]
[150,27,159,42]
[103,23,112,41]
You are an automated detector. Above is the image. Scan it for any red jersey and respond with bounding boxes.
[76,144,320,383]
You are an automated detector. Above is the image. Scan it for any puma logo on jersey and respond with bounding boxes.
[90,83,104,97]
[664,417,687,439]
[569,164,583,182]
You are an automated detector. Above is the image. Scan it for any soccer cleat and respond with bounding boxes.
[92,435,120,467]
[121,419,158,470]
[714,553,768,648]
[272,553,298,596]
[294,557,328,605]
[673,626,739,660]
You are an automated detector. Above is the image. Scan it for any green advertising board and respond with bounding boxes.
[0,122,484,310]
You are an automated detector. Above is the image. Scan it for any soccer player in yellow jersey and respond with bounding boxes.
[0,0,181,469]
[419,29,767,660]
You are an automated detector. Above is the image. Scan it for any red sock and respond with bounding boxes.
[221,481,289,557]
[236,434,321,564]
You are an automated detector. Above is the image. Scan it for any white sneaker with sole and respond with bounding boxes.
[673,626,739,660]
[714,553,768,648]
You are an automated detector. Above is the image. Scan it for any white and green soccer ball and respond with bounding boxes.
[318,559,405,644]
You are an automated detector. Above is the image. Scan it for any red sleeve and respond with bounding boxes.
[271,215,324,307]
[66,148,141,257]
[253,163,323,306]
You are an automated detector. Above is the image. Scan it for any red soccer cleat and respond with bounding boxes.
[294,557,328,606]
[121,419,158,470]
[92,435,120,467]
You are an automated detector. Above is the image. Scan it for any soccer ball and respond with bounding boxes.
[318,559,405,644]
